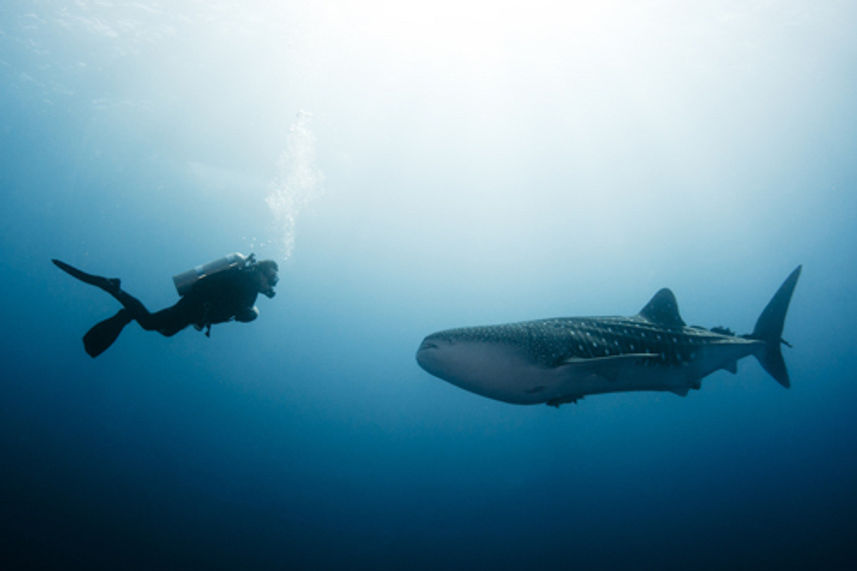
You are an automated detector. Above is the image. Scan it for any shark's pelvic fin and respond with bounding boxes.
[546,395,582,407]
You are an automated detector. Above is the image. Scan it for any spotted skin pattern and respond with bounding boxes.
[432,316,750,371]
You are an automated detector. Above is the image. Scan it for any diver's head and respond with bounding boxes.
[254,260,279,298]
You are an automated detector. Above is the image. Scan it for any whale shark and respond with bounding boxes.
[416,266,801,406]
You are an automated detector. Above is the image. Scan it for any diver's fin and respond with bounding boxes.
[83,310,132,358]
[52,259,120,293]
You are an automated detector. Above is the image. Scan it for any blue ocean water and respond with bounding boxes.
[2,2,856,569]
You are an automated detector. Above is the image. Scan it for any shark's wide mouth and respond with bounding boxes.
[418,339,439,352]
[415,331,549,404]
[415,337,444,375]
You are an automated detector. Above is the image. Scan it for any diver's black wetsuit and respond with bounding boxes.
[115,268,261,336]
[53,259,263,356]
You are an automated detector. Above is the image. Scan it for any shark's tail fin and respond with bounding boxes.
[747,265,802,388]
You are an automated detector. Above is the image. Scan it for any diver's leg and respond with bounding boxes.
[109,289,154,321]
[143,306,192,336]
[79,303,186,355]
[115,296,193,337]
[53,259,191,337]
[112,292,171,332]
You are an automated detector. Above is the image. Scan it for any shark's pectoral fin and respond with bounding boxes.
[558,353,660,382]
[669,387,689,397]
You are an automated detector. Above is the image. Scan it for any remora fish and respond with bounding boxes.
[416,266,801,406]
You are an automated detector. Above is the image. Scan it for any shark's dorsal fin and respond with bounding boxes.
[638,288,686,328]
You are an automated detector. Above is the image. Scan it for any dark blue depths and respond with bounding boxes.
[4,230,857,570]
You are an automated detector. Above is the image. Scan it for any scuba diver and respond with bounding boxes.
[52,253,279,358]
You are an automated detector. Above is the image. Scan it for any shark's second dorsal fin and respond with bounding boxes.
[639,288,686,328]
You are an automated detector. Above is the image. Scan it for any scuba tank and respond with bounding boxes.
[172,252,254,296]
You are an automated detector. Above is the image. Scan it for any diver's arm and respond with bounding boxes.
[235,306,259,323]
